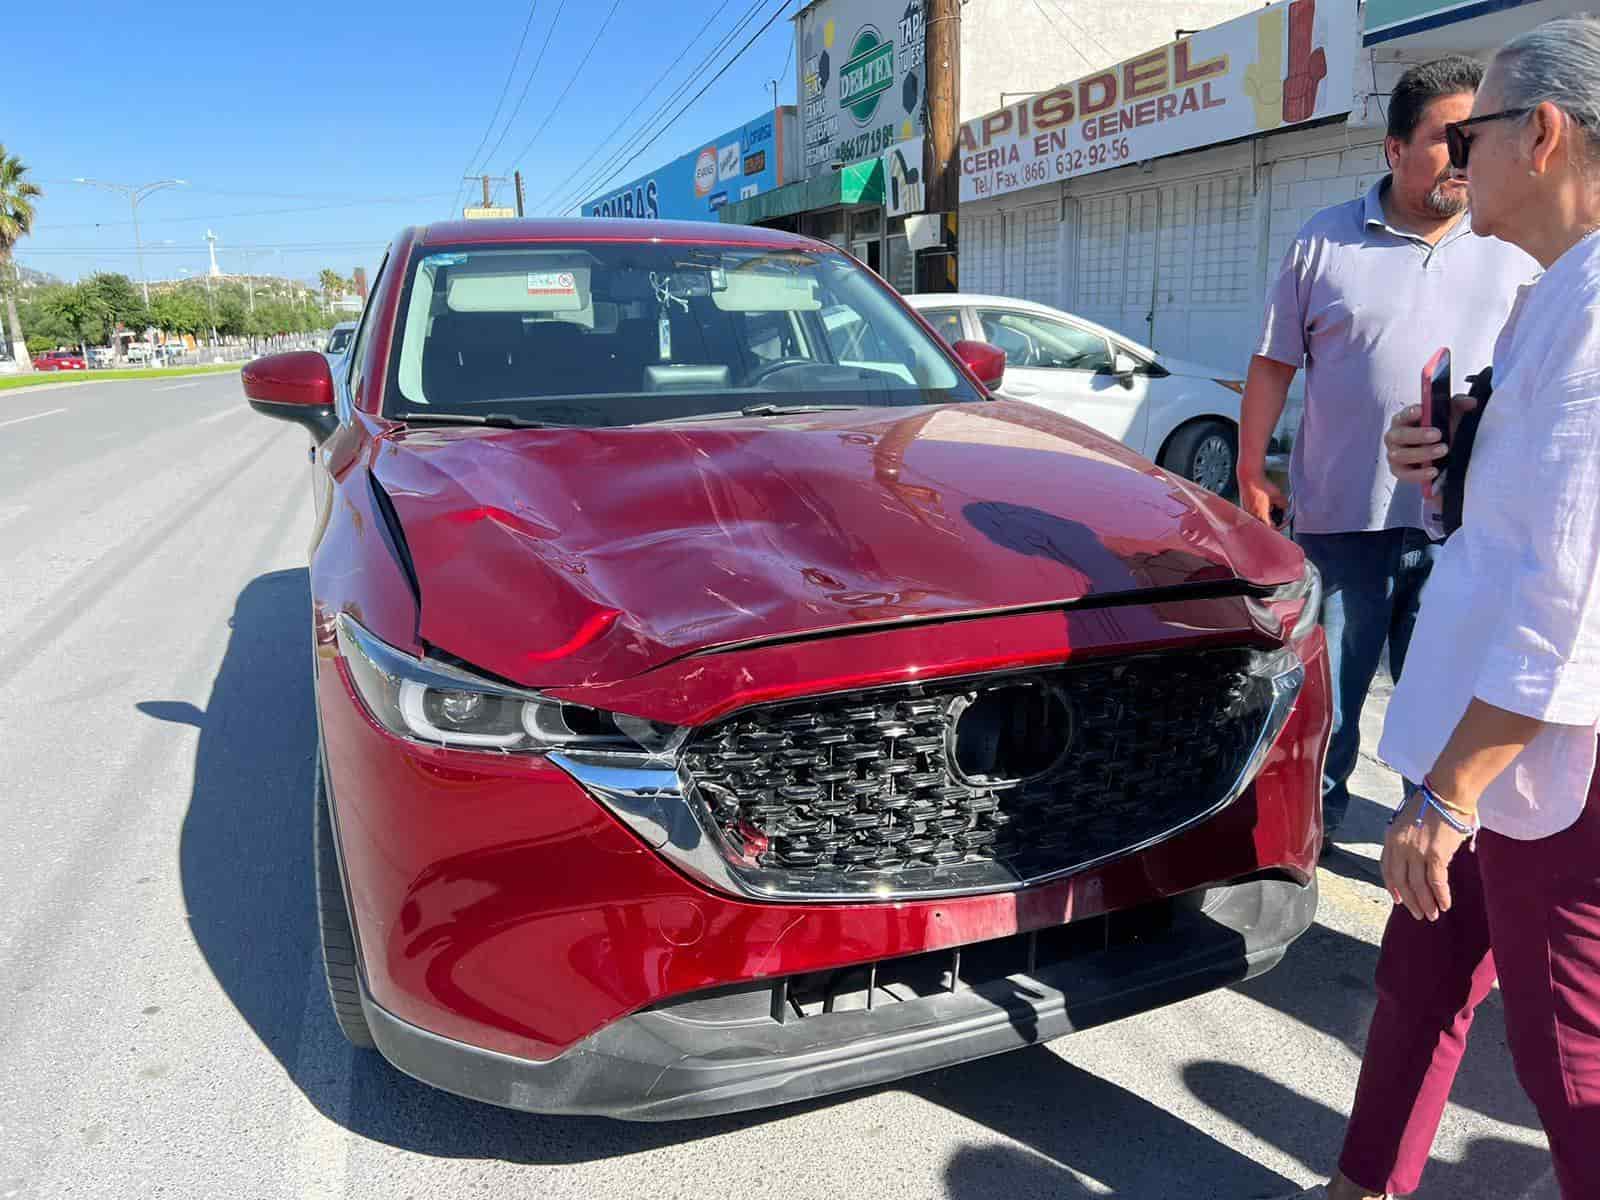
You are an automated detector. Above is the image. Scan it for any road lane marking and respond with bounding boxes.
[0,408,67,431]
[197,408,244,425]
[153,382,202,392]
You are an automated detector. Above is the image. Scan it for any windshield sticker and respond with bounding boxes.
[527,271,578,298]
[422,253,468,268]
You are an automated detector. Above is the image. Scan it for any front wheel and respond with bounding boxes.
[1162,420,1238,497]
[314,749,376,1048]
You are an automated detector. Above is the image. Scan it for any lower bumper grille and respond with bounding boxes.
[679,647,1296,896]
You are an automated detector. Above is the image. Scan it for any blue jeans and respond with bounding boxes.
[1296,529,1438,834]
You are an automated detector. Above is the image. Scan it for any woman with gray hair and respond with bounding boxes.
[1290,16,1600,1199]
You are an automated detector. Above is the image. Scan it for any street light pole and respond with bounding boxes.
[72,178,187,306]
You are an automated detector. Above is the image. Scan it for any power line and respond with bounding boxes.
[22,240,389,255]
[564,0,791,214]
[465,1,541,174]
[544,0,773,215]
[1028,0,1095,70]
[1045,0,1116,64]
[551,0,772,214]
[43,192,457,231]
[530,0,741,214]
[476,0,571,175]
[501,0,627,173]
[446,0,567,217]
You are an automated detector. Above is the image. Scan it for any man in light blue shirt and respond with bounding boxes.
[1237,57,1536,839]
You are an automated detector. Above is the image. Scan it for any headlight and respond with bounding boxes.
[336,614,684,759]
[1250,559,1322,641]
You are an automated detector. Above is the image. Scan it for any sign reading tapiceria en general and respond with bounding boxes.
[959,0,1354,203]
[796,0,926,178]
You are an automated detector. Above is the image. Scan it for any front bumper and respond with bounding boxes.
[362,872,1316,1119]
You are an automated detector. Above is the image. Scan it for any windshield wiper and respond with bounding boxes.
[738,403,862,417]
[393,411,549,429]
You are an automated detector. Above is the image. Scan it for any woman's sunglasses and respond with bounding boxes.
[1445,108,1532,169]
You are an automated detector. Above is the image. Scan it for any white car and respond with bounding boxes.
[324,322,357,359]
[904,293,1245,494]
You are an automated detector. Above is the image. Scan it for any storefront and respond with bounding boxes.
[579,108,797,221]
[717,142,920,291]
[955,0,1360,371]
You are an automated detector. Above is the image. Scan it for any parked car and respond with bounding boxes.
[87,347,115,368]
[31,349,87,372]
[905,294,1246,495]
[243,218,1329,1120]
[126,344,154,363]
[324,321,357,358]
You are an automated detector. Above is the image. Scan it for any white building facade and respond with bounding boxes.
[957,0,1593,379]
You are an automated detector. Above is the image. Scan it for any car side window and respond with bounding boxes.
[976,309,1113,374]
[921,308,964,346]
[344,251,390,407]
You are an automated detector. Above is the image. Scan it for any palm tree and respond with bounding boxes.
[0,146,42,373]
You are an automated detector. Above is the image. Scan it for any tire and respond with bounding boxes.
[1161,419,1238,498]
[314,750,376,1048]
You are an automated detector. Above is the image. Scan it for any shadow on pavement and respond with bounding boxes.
[920,1046,1296,1198]
[160,568,1548,1184]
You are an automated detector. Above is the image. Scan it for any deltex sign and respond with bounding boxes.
[959,0,1353,203]
[798,0,925,177]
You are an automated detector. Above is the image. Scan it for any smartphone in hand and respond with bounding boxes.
[1422,348,1452,498]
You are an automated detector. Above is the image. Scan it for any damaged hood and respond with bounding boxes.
[371,401,1301,688]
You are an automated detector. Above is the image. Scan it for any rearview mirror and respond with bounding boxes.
[953,339,1006,390]
[242,351,338,442]
[1113,350,1138,388]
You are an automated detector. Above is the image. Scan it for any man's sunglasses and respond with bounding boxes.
[1445,108,1532,169]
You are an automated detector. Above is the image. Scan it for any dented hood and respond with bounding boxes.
[371,402,1301,688]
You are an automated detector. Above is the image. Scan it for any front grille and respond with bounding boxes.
[682,649,1273,892]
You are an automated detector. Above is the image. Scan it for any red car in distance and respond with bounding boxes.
[244,218,1330,1120]
[32,349,86,371]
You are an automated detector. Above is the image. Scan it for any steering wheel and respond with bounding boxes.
[743,358,817,386]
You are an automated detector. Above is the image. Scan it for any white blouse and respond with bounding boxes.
[1379,233,1600,839]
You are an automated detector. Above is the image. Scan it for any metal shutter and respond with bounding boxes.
[963,212,1006,294]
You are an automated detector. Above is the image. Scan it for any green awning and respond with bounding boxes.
[719,158,884,225]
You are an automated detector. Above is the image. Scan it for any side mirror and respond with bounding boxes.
[242,351,339,442]
[953,339,1006,390]
[1113,350,1138,388]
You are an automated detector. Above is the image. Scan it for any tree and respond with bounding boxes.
[0,145,42,372]
[318,268,345,299]
[84,273,150,355]
[40,283,111,357]
[151,290,207,336]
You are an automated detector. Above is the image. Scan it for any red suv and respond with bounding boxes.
[32,349,86,371]
[244,219,1329,1120]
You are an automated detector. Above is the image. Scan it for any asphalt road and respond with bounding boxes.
[0,375,1557,1200]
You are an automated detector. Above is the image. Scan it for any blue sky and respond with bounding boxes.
[10,0,798,287]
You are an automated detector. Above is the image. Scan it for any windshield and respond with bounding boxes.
[326,328,354,354]
[384,241,979,425]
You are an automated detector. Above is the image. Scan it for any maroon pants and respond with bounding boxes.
[1340,771,1600,1198]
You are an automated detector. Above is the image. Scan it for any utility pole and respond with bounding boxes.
[73,178,187,306]
[514,170,526,217]
[461,174,511,215]
[917,0,960,294]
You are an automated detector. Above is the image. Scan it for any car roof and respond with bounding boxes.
[903,292,1158,358]
[415,218,833,253]
[330,321,358,332]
